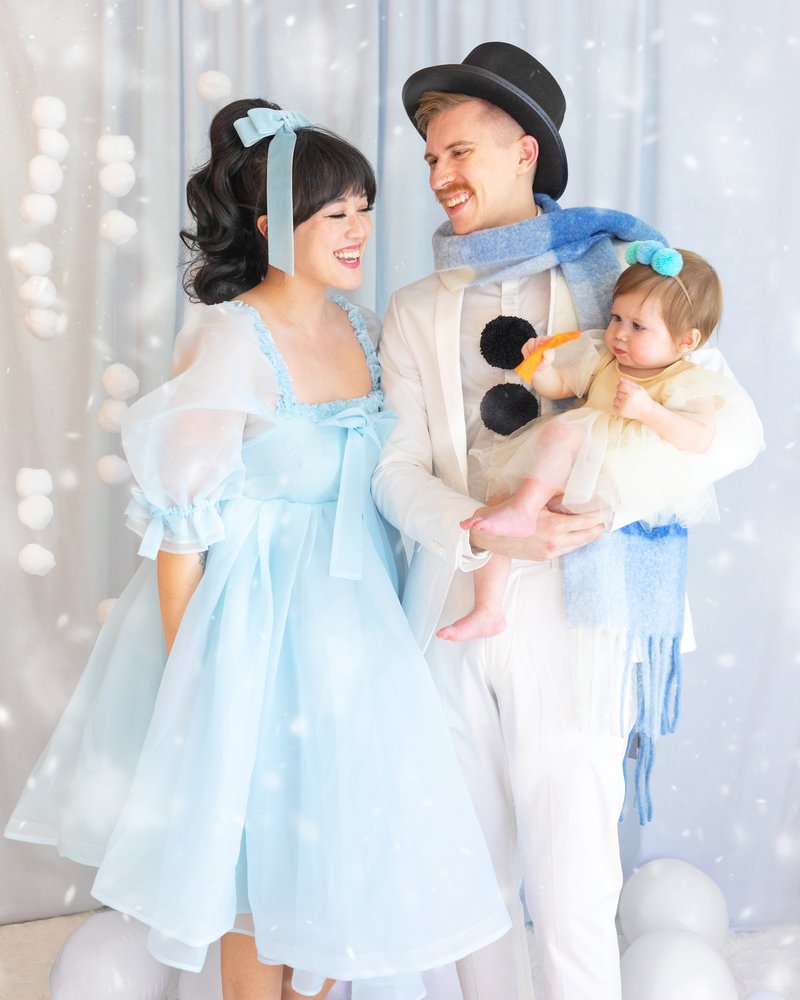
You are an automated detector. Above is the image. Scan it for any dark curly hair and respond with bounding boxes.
[180,99,376,304]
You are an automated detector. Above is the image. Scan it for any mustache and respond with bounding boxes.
[436,184,473,204]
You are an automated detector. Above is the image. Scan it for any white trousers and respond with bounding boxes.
[428,560,631,1000]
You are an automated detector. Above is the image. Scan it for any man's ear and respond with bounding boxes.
[257,214,268,238]
[517,135,539,175]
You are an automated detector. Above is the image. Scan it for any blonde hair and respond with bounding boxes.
[613,249,723,347]
[414,90,523,142]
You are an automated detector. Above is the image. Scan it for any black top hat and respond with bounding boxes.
[402,41,568,200]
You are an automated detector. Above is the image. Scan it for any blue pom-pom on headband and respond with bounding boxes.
[624,239,692,308]
[625,239,684,276]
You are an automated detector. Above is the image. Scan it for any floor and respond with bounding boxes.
[0,910,798,1000]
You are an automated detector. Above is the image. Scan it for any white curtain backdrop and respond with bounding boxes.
[1,0,797,931]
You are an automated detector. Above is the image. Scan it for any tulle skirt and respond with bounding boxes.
[7,489,509,999]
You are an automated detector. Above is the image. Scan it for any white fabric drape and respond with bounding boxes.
[1,0,796,930]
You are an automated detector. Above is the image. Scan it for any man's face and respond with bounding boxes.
[423,99,535,234]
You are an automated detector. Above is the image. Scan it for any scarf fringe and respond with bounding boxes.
[621,633,682,824]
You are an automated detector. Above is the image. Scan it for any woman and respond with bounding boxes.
[6,100,509,1000]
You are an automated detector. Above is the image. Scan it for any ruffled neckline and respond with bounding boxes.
[226,294,382,420]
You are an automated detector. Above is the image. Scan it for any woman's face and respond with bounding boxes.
[290,191,373,289]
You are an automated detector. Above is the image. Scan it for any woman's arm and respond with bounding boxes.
[157,550,206,655]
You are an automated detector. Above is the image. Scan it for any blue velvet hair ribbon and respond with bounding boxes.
[233,107,314,276]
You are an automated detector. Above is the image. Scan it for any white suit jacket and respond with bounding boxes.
[372,269,764,652]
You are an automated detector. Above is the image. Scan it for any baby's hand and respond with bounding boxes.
[521,338,555,373]
[613,378,654,421]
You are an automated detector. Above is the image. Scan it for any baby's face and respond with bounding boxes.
[606,291,684,375]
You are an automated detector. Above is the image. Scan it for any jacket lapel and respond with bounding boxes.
[434,282,469,492]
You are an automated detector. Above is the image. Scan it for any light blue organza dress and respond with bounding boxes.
[6,296,509,1000]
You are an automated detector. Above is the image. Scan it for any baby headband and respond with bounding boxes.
[625,240,693,309]
[233,107,314,276]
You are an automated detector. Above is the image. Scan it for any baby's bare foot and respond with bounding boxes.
[436,609,507,642]
[466,500,540,537]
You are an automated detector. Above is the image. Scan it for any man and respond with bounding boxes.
[372,42,762,1000]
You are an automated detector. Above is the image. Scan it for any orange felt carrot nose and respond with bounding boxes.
[515,330,581,381]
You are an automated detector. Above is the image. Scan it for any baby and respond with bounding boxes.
[439,242,742,641]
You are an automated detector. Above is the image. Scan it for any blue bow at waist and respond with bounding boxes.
[317,407,395,580]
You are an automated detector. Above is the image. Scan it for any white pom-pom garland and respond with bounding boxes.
[96,597,118,626]
[24,308,61,340]
[99,161,136,198]
[19,193,57,227]
[18,495,55,530]
[97,397,129,432]
[99,210,137,245]
[37,128,69,162]
[196,70,232,102]
[16,467,54,497]
[28,154,63,195]
[13,242,53,276]
[101,362,140,400]
[96,134,135,164]
[19,543,56,576]
[96,454,131,484]
[31,96,66,130]
[18,275,57,309]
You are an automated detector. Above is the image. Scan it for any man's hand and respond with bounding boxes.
[470,505,605,561]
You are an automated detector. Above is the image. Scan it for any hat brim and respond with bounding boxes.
[402,63,568,200]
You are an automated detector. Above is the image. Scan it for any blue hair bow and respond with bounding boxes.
[233,107,314,276]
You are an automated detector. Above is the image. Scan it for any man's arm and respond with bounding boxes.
[373,292,605,567]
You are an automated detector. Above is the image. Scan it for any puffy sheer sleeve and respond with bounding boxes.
[121,303,275,558]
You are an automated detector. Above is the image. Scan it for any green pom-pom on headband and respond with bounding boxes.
[625,240,684,276]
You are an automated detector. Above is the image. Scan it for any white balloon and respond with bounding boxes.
[18,274,57,309]
[13,241,53,275]
[744,993,788,1000]
[97,397,129,432]
[20,192,57,227]
[100,209,138,245]
[24,308,61,340]
[99,161,136,197]
[96,597,118,626]
[196,70,232,102]
[96,454,131,484]
[38,128,70,161]
[178,938,222,1000]
[16,467,54,497]
[50,910,173,1000]
[618,858,729,952]
[19,543,56,576]
[28,154,64,194]
[101,362,140,400]
[32,95,66,129]
[18,494,54,530]
[621,930,737,1000]
[97,133,136,163]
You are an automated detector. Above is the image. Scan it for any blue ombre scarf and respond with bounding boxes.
[562,521,687,824]
[432,194,665,330]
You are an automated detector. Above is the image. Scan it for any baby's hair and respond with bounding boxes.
[613,249,723,347]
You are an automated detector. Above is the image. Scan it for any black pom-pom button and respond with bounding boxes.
[480,383,539,436]
[479,315,538,370]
